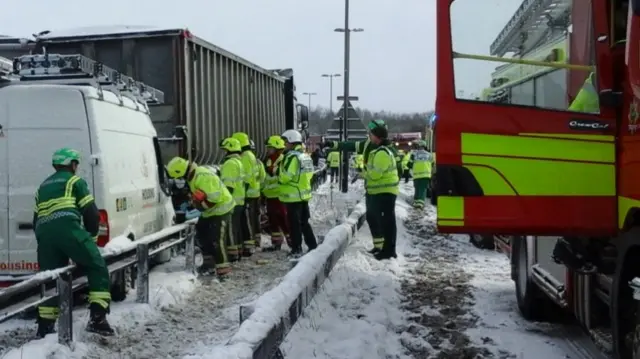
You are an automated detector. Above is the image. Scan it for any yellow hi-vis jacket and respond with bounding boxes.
[240,150,261,199]
[188,166,235,217]
[220,154,245,206]
[365,146,399,195]
[569,72,599,113]
[262,153,284,199]
[278,145,315,203]
[327,151,340,168]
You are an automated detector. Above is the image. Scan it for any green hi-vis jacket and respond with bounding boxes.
[408,149,433,179]
[33,171,96,233]
[220,154,245,206]
[240,150,261,199]
[188,166,235,217]
[365,146,400,195]
[327,151,340,168]
[278,144,315,203]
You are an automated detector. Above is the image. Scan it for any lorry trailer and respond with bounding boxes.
[0,26,309,163]
[435,0,640,358]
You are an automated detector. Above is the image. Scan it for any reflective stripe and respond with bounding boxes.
[77,194,94,208]
[88,291,111,309]
[38,306,59,319]
[36,210,79,228]
[36,176,79,217]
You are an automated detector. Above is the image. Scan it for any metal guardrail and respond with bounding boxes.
[0,162,328,347]
[233,200,367,359]
[0,219,199,346]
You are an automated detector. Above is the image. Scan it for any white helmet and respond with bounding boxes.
[281,129,303,143]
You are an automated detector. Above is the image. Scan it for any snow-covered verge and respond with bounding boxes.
[0,256,198,359]
[186,199,367,359]
[279,183,589,359]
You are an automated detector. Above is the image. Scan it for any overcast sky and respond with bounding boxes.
[1,0,520,113]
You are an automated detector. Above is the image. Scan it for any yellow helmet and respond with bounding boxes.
[231,132,250,147]
[265,135,285,149]
[166,157,191,178]
[220,137,242,152]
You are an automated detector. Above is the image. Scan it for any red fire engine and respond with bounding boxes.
[435,0,640,357]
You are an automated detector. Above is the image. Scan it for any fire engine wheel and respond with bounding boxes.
[470,235,495,250]
[513,237,555,321]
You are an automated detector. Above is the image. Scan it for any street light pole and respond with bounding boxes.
[302,92,317,112]
[321,74,341,115]
[334,0,363,193]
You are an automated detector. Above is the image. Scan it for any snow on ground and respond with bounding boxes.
[282,182,585,359]
[0,179,364,359]
[0,256,198,359]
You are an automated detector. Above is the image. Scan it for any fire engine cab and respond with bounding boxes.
[435,0,640,357]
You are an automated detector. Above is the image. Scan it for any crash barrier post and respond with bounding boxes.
[209,199,367,359]
[0,219,198,346]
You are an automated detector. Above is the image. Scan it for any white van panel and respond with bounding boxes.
[0,101,8,268]
[1,85,93,275]
[85,95,171,242]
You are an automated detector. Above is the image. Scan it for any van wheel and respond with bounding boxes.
[110,269,130,302]
[513,237,557,321]
[470,235,495,250]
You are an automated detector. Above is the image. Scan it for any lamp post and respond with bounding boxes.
[321,73,341,115]
[302,92,317,111]
[334,0,363,193]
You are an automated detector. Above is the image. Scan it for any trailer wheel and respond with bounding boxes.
[470,235,495,250]
[513,237,556,321]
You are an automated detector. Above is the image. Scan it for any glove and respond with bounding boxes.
[322,140,335,149]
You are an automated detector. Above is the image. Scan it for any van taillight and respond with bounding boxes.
[97,210,110,247]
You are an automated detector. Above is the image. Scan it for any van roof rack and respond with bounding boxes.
[11,52,164,105]
[0,56,15,82]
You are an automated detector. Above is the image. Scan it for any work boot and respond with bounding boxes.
[198,255,216,275]
[36,317,56,338]
[368,248,380,255]
[287,249,303,259]
[374,250,397,261]
[86,303,114,336]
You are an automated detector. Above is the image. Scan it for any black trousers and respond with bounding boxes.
[369,193,397,255]
[330,167,339,182]
[285,201,318,253]
[245,197,261,246]
[233,206,252,258]
[195,214,231,270]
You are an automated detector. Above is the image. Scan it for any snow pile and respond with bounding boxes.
[0,258,198,359]
[188,200,367,359]
[276,183,586,358]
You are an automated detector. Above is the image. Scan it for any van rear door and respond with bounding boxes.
[3,85,94,275]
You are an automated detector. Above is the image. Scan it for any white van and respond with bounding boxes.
[0,78,175,299]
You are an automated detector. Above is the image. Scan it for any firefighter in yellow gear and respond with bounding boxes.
[219,137,248,260]
[166,157,234,276]
[401,150,411,183]
[326,150,340,183]
[364,120,399,260]
[263,135,291,250]
[279,130,318,257]
[232,132,261,251]
[407,140,433,209]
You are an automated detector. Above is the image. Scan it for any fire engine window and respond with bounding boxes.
[535,70,568,110]
[510,81,534,106]
[450,0,599,114]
